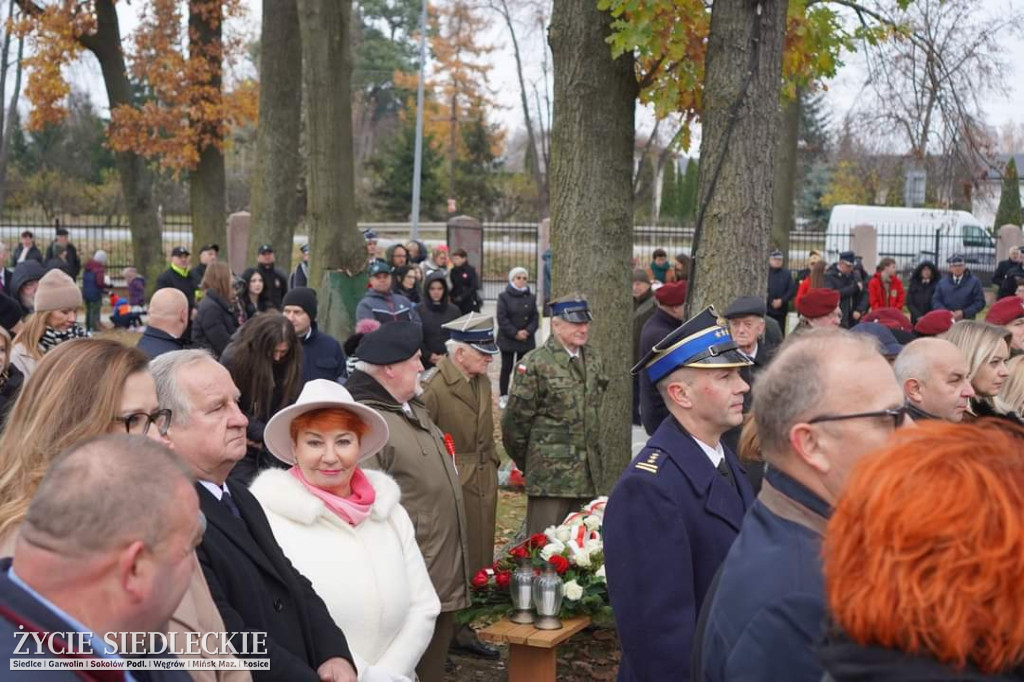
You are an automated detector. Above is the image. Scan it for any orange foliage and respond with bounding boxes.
[18,6,93,130]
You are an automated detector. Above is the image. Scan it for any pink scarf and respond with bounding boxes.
[289,466,376,527]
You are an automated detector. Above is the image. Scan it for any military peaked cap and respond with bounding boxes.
[443,312,499,355]
[632,306,751,382]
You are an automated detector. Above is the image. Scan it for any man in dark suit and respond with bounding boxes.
[44,227,81,279]
[604,306,756,682]
[698,330,910,682]
[10,230,43,268]
[1,435,198,680]
[152,350,357,682]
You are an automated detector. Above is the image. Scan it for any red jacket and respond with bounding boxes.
[868,273,906,311]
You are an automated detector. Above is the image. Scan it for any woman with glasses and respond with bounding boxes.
[946,321,1022,425]
[0,338,250,681]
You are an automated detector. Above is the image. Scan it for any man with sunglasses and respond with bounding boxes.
[697,329,910,682]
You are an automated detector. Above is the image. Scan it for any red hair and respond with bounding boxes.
[290,408,368,444]
[823,419,1024,673]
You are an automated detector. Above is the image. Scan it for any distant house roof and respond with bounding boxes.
[981,153,1024,181]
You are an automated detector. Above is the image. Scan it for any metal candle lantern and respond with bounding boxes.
[509,557,535,624]
[532,563,564,630]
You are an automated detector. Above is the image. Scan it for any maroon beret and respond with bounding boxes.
[862,307,913,333]
[914,310,956,337]
[796,288,840,319]
[655,280,688,306]
[985,296,1024,326]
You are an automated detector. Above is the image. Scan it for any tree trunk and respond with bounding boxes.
[81,0,163,292]
[0,14,24,215]
[296,0,362,339]
[690,0,789,312]
[188,0,227,253]
[771,91,800,262]
[548,0,637,494]
[249,0,302,264]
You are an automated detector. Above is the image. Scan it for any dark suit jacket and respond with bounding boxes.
[45,242,81,279]
[195,482,353,681]
[136,326,187,359]
[604,417,754,682]
[0,558,189,681]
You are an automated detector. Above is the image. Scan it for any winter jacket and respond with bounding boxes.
[193,290,240,358]
[9,261,45,313]
[43,257,74,278]
[137,325,188,359]
[419,272,461,369]
[297,323,346,385]
[250,468,440,681]
[639,308,682,435]
[44,242,80,279]
[824,263,868,327]
[0,365,24,429]
[156,266,199,327]
[932,271,986,320]
[346,369,472,613]
[82,259,107,303]
[10,244,42,267]
[996,262,1024,299]
[867,273,906,311]
[252,264,289,310]
[496,285,539,354]
[127,276,146,307]
[0,293,22,335]
[992,257,1022,290]
[906,262,938,324]
[290,261,309,289]
[766,266,796,318]
[355,289,420,326]
[449,263,482,314]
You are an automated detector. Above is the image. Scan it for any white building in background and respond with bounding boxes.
[972,153,1024,229]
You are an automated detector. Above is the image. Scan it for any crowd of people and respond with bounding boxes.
[1,225,1024,682]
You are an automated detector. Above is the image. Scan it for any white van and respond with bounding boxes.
[825,205,997,275]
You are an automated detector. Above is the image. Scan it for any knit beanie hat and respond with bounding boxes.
[93,249,108,264]
[34,269,82,312]
[282,287,317,322]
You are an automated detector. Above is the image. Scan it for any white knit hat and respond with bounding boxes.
[34,269,83,312]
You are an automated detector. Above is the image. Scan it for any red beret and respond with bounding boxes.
[655,280,688,306]
[985,296,1024,326]
[796,288,840,318]
[914,310,956,337]
[862,307,913,333]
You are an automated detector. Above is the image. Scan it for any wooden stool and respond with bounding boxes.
[478,615,591,682]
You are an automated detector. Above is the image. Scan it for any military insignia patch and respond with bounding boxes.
[516,364,528,375]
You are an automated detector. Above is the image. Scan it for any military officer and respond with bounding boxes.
[603,307,756,682]
[422,312,501,660]
[502,293,608,534]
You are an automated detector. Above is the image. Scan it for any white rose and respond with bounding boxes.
[544,525,560,543]
[572,548,591,568]
[564,579,584,601]
[583,515,601,531]
[595,565,606,583]
[554,526,571,543]
[540,541,565,561]
[586,540,603,557]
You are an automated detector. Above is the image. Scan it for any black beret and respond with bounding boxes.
[355,321,423,365]
[723,295,766,319]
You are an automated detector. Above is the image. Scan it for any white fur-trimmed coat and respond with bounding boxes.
[250,468,440,681]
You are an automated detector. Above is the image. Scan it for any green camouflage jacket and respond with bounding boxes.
[501,334,608,497]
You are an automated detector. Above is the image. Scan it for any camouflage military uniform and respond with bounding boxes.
[501,333,608,533]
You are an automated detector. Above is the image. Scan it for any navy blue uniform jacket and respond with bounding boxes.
[299,324,347,385]
[699,467,831,682]
[932,271,986,319]
[604,417,754,682]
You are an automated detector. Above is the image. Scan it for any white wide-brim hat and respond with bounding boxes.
[264,379,390,465]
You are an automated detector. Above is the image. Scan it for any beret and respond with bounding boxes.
[985,296,1024,326]
[654,280,688,306]
[796,288,840,319]
[355,321,423,365]
[862,307,913,333]
[723,295,766,319]
[914,310,956,337]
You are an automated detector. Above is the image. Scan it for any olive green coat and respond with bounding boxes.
[501,335,609,497]
[421,356,499,575]
[346,370,471,613]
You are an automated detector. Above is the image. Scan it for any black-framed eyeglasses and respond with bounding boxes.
[115,409,173,437]
[807,406,911,430]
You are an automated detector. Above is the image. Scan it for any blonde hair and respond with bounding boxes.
[11,311,55,362]
[945,321,1012,409]
[996,356,1024,417]
[0,338,151,541]
[201,261,235,302]
[0,327,10,372]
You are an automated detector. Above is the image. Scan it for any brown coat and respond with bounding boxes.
[346,370,472,613]
[421,356,499,574]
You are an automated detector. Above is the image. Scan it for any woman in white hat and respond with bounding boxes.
[249,379,440,682]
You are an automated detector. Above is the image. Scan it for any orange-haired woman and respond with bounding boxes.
[820,419,1024,680]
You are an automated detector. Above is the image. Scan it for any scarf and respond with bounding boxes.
[170,263,190,278]
[289,466,376,526]
[38,324,88,354]
[649,260,671,283]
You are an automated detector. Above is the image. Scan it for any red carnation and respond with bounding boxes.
[443,433,456,458]
[471,570,489,589]
[510,545,530,560]
[529,533,548,549]
[495,571,511,589]
[548,555,570,575]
